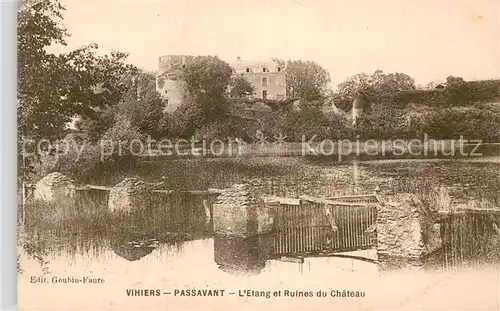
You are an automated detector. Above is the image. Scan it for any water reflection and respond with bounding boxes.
[21,213,498,279]
[109,235,157,262]
[17,155,500,310]
[18,236,500,311]
[213,234,273,275]
[19,157,500,278]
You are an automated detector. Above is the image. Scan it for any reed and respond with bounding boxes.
[21,191,212,244]
[85,157,306,188]
[22,198,110,236]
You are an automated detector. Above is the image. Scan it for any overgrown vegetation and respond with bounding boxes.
[28,114,145,182]
[18,188,214,264]
[19,0,500,189]
[356,104,500,142]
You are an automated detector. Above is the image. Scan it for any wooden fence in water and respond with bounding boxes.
[438,208,500,268]
[75,186,381,259]
[271,194,379,256]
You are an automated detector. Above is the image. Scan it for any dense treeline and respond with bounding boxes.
[19,0,500,183]
[373,78,500,109]
[355,104,500,142]
[194,104,500,143]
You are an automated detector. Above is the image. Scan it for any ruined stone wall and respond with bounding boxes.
[376,194,425,261]
[212,184,274,238]
[33,172,76,204]
[108,178,154,214]
[213,184,251,237]
[157,79,186,113]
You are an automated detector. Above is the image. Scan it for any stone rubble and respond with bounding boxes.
[108,178,154,214]
[33,172,76,204]
[30,172,457,266]
[376,194,426,260]
[212,183,273,238]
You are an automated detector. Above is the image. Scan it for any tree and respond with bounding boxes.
[18,0,143,184]
[18,0,75,180]
[62,44,138,140]
[18,0,70,140]
[74,105,115,142]
[229,75,255,98]
[172,96,204,138]
[176,56,233,137]
[41,114,148,181]
[260,104,348,142]
[334,70,416,110]
[181,55,233,98]
[285,60,331,100]
[355,103,412,140]
[444,76,469,106]
[116,71,166,139]
[101,114,146,166]
[18,0,138,142]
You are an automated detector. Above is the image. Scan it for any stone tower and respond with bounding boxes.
[352,92,366,126]
[156,55,193,113]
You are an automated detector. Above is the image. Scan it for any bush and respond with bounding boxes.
[355,105,500,142]
[421,107,500,142]
[356,104,415,140]
[260,105,350,141]
[101,114,146,157]
[30,141,103,182]
[466,79,500,102]
[29,114,147,182]
[195,117,256,142]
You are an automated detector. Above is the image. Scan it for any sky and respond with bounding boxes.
[52,0,500,89]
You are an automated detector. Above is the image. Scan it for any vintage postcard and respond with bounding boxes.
[17,0,500,310]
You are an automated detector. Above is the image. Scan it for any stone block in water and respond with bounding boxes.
[33,172,76,204]
[376,194,425,260]
[213,184,274,238]
[108,178,152,214]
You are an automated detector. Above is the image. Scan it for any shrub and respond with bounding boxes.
[260,105,350,141]
[355,105,500,142]
[195,117,256,142]
[356,104,414,140]
[30,140,103,182]
[29,114,147,182]
[101,114,146,159]
[421,108,500,142]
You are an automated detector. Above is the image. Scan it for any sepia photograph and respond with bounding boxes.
[16,0,500,310]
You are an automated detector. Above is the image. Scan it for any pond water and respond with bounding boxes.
[18,155,500,310]
[18,235,500,310]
